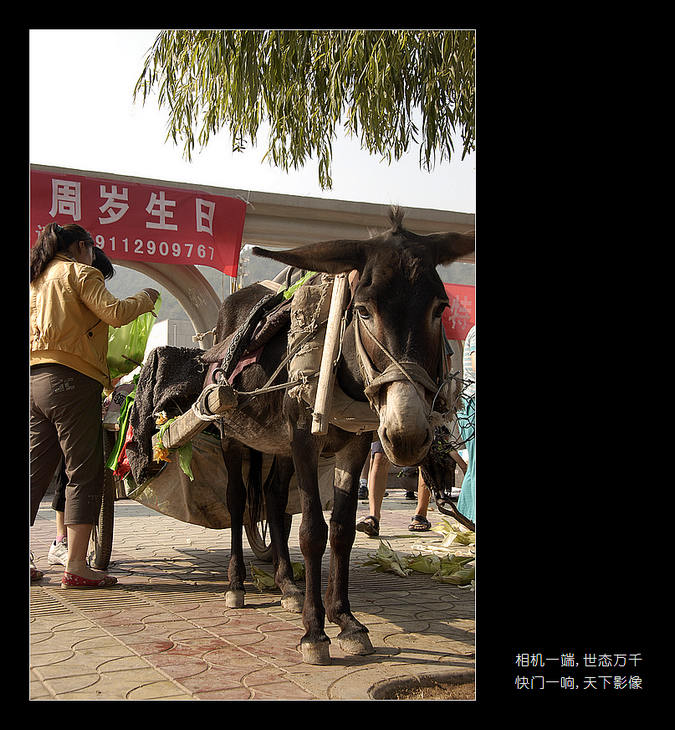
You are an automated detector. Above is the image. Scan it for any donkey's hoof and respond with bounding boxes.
[225,589,245,608]
[300,641,331,665]
[338,631,375,656]
[281,593,304,613]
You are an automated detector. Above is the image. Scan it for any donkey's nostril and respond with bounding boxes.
[378,423,433,466]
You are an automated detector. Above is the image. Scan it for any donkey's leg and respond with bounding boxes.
[325,434,375,655]
[264,456,304,613]
[290,416,330,665]
[223,445,247,608]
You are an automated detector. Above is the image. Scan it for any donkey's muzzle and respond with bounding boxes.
[377,381,434,466]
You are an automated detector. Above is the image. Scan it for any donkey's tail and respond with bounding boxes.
[246,449,267,530]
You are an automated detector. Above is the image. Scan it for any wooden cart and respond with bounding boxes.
[89,383,335,571]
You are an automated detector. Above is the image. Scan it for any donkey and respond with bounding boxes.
[211,208,474,664]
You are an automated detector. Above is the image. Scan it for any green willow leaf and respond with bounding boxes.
[133,30,475,189]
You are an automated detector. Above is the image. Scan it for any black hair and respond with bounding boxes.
[30,222,95,282]
[92,246,115,280]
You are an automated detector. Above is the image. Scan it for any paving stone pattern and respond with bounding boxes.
[30,495,475,700]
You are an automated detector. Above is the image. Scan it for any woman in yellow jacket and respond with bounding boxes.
[30,222,158,587]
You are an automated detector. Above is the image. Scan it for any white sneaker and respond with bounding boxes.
[47,538,68,566]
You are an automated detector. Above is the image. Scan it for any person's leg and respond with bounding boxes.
[30,369,65,580]
[30,370,65,526]
[409,471,431,531]
[357,443,389,536]
[48,508,69,567]
[48,367,114,583]
[367,452,389,522]
[415,474,430,515]
[405,469,417,499]
[64,524,96,576]
[48,461,69,565]
[358,453,369,499]
[55,510,66,540]
[51,461,67,537]
[61,523,116,586]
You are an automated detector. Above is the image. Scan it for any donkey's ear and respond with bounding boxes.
[425,231,475,265]
[252,240,369,275]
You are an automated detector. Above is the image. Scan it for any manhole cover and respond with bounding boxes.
[369,670,475,700]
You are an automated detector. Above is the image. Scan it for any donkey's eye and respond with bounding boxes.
[354,305,371,320]
[433,302,448,319]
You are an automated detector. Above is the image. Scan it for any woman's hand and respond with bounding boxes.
[142,288,160,304]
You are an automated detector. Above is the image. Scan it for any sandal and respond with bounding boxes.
[356,515,380,537]
[61,571,118,589]
[408,514,431,532]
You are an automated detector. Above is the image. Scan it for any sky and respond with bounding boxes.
[29,29,476,215]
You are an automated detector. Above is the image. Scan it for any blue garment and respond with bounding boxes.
[457,325,476,523]
[457,396,475,523]
[462,326,476,398]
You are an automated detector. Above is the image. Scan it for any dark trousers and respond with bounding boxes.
[30,364,104,526]
[52,461,67,513]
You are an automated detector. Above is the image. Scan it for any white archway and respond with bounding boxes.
[114,260,221,350]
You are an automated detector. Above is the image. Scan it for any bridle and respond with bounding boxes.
[352,308,451,425]
[351,306,474,529]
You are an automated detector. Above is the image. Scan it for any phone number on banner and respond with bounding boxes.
[94,235,216,261]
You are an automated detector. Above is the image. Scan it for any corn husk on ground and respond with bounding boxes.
[363,537,475,588]
[250,562,306,592]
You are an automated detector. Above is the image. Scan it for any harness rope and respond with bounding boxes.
[353,308,449,429]
[188,276,474,526]
[204,276,472,443]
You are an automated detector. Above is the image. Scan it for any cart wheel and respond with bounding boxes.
[88,431,117,570]
[245,513,292,563]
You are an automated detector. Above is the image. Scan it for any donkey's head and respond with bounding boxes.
[252,208,475,466]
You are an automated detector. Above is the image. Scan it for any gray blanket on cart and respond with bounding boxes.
[126,346,207,485]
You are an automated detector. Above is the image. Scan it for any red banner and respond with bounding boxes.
[442,283,475,341]
[30,169,246,277]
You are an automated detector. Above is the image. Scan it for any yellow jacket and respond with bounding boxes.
[30,253,155,388]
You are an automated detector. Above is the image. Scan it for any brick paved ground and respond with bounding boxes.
[29,492,475,700]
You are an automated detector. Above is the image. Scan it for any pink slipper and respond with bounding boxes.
[61,571,118,588]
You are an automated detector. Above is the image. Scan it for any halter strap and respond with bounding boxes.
[353,310,440,411]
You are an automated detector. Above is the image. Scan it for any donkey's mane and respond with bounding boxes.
[388,205,405,233]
